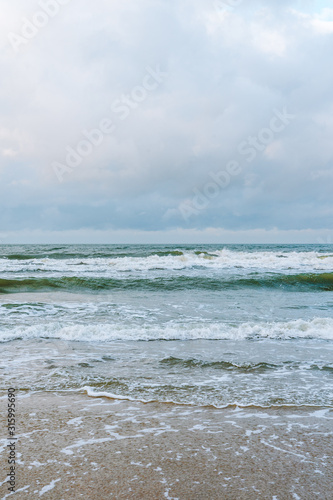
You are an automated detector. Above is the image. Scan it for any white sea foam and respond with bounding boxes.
[1,249,333,274]
[1,317,333,342]
[39,478,61,496]
[82,386,196,406]
[82,386,138,401]
[81,387,333,410]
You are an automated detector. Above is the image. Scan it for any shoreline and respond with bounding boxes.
[1,392,332,499]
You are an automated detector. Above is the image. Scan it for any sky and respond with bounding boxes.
[0,0,333,244]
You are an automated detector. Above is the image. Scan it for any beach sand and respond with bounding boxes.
[1,392,332,499]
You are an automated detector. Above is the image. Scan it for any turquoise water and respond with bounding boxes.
[1,244,333,407]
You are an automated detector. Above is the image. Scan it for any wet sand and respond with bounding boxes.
[1,392,332,499]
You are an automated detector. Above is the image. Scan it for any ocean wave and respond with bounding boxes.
[1,273,333,293]
[1,317,333,342]
[1,248,333,273]
[159,357,333,373]
[159,357,279,372]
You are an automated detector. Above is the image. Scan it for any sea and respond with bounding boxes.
[0,244,333,409]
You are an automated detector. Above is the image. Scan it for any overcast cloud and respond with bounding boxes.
[0,0,333,243]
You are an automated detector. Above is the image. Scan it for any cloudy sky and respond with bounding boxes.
[1,0,333,243]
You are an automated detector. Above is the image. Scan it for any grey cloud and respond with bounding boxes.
[1,0,333,240]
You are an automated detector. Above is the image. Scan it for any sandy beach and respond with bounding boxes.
[1,391,332,499]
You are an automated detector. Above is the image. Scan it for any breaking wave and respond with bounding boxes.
[1,317,333,342]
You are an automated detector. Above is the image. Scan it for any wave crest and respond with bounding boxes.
[1,317,333,342]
